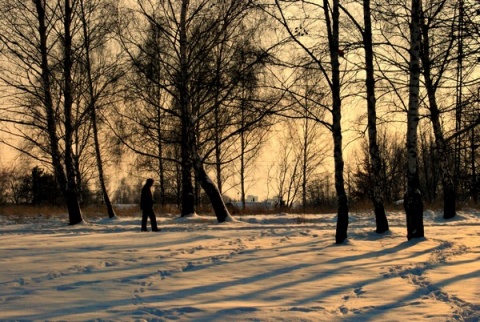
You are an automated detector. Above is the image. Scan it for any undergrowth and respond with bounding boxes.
[0,200,478,220]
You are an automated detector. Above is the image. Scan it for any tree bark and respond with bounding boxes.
[363,0,389,233]
[193,155,231,222]
[63,0,84,225]
[404,0,424,240]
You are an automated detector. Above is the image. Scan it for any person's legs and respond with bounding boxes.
[149,210,159,231]
[141,210,148,231]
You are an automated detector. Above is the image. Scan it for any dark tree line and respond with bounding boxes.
[0,166,64,205]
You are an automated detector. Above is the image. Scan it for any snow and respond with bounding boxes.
[0,209,479,321]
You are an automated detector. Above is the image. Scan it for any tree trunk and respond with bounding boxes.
[364,0,389,233]
[333,111,349,244]
[157,109,166,206]
[302,117,309,213]
[215,103,223,195]
[79,0,116,219]
[427,89,456,219]
[92,107,116,218]
[454,0,464,213]
[179,0,195,217]
[405,0,424,240]
[325,0,349,244]
[180,121,196,216]
[150,17,167,205]
[193,155,231,223]
[420,12,456,220]
[240,130,247,211]
[63,0,84,225]
[240,103,247,211]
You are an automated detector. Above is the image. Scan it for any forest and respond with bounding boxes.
[0,0,479,243]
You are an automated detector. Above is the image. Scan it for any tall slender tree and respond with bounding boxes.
[271,0,349,243]
[362,0,389,233]
[341,0,390,233]
[404,0,424,240]
[419,0,457,219]
[78,0,122,218]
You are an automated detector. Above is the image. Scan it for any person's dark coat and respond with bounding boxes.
[140,179,154,210]
[140,178,159,232]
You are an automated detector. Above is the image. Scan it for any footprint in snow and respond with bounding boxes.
[354,287,366,296]
[158,270,173,279]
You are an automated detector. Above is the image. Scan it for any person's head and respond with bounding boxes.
[146,178,154,187]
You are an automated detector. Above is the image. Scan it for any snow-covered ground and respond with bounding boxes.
[0,209,478,321]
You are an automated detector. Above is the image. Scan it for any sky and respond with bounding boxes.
[0,206,478,321]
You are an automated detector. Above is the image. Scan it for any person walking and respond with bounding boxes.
[140,178,160,232]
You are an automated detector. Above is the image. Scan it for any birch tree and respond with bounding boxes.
[0,0,84,225]
[270,0,349,243]
[116,0,278,221]
[404,0,424,240]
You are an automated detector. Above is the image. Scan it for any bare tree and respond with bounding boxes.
[418,0,454,218]
[269,0,349,243]
[288,70,329,211]
[78,0,123,218]
[236,118,269,211]
[228,39,271,211]
[340,0,389,233]
[372,0,479,216]
[0,0,84,224]
[404,0,424,240]
[273,121,302,208]
[115,0,279,221]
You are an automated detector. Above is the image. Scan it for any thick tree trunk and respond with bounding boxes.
[63,0,84,225]
[405,0,424,240]
[335,183,349,244]
[364,0,389,233]
[193,155,231,223]
[180,123,196,216]
[404,187,424,239]
[65,190,84,225]
[333,115,349,244]
[179,0,196,217]
[442,179,456,219]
